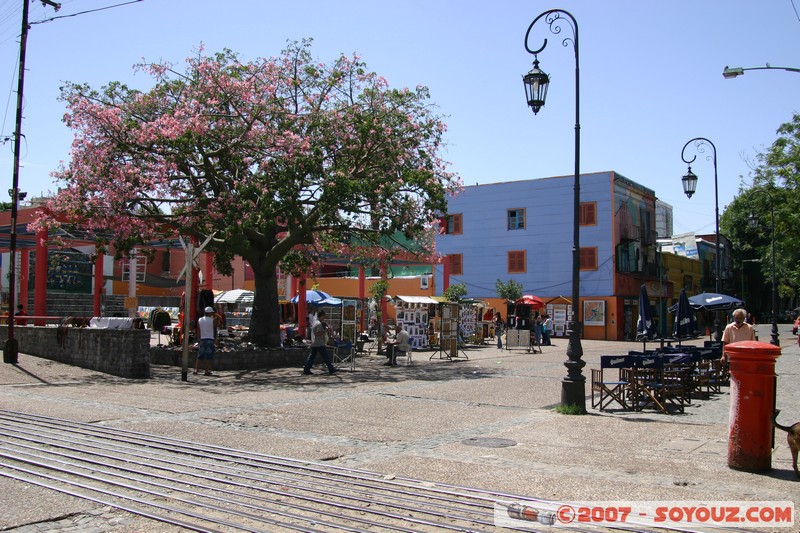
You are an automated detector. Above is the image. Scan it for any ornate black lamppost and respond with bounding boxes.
[748,188,780,346]
[680,137,723,342]
[523,9,585,411]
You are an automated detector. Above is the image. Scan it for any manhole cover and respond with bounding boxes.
[461,437,517,448]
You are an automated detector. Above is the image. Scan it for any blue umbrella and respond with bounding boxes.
[688,292,743,312]
[289,290,342,307]
[673,287,698,343]
[636,284,657,348]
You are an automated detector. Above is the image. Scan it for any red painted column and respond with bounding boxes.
[19,250,28,311]
[34,228,47,324]
[358,265,366,332]
[205,252,214,291]
[298,274,307,338]
[94,251,104,317]
[190,239,200,324]
[380,262,388,329]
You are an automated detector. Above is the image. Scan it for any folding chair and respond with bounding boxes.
[661,363,689,413]
[355,333,375,356]
[627,355,667,414]
[332,341,355,371]
[591,355,633,411]
[394,348,412,366]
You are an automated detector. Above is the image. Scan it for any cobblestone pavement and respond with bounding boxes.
[0,323,797,531]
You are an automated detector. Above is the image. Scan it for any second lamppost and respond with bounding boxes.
[748,188,780,346]
[523,9,585,411]
[680,137,723,342]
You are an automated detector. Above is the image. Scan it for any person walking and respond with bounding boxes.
[303,310,338,375]
[542,314,553,346]
[531,313,543,352]
[194,306,217,376]
[15,304,28,326]
[494,313,504,349]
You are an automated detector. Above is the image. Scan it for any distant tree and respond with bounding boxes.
[33,40,460,346]
[495,279,523,302]
[721,112,800,311]
[368,278,390,353]
[443,283,467,302]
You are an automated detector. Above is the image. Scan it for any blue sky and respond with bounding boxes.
[0,0,798,237]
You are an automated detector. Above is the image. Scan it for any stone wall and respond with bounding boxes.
[1,326,150,379]
[150,345,309,371]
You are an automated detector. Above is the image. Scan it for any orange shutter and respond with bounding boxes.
[453,214,462,234]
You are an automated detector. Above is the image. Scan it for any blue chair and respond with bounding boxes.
[333,341,355,371]
[627,355,668,414]
[591,355,634,411]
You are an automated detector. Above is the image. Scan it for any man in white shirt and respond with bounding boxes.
[194,306,217,376]
[385,324,411,366]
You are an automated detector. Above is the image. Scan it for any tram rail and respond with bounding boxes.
[0,410,743,532]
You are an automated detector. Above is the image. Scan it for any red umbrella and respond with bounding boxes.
[514,294,544,309]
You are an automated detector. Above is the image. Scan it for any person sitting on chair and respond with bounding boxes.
[385,323,411,366]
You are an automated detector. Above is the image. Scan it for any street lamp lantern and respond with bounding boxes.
[524,9,585,413]
[682,167,698,199]
[723,64,800,78]
[523,57,550,114]
[722,66,745,79]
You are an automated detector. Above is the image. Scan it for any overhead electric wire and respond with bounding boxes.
[30,0,143,25]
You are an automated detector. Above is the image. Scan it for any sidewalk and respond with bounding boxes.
[0,323,797,531]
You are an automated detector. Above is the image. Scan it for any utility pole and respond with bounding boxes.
[4,0,61,364]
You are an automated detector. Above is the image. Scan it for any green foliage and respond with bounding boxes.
[555,404,586,415]
[495,279,524,302]
[37,40,460,346]
[368,279,389,303]
[720,112,800,309]
[443,283,467,302]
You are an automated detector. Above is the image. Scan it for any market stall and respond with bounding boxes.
[393,295,438,349]
[215,289,254,336]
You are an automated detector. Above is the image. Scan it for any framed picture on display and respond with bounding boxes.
[583,300,606,326]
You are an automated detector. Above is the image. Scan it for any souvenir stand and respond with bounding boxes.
[507,295,545,353]
[393,296,438,349]
[340,299,363,342]
[458,303,478,344]
[214,289,255,337]
[431,301,468,360]
[460,300,490,344]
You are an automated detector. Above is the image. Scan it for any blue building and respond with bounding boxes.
[433,171,661,341]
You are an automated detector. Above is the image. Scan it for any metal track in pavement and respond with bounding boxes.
[0,410,746,533]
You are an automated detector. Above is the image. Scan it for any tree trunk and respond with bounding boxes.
[249,264,282,347]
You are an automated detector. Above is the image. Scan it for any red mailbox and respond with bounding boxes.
[726,340,781,472]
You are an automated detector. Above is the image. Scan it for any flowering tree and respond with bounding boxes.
[35,40,460,346]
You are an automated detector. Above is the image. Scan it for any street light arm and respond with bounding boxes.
[681,137,716,166]
[524,9,578,57]
[723,65,800,78]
